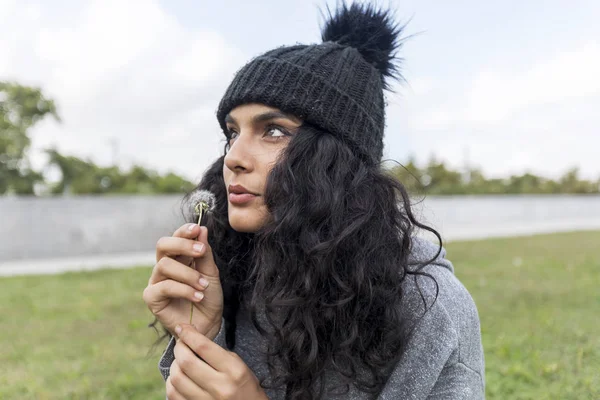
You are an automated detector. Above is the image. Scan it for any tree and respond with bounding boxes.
[388,155,424,195]
[45,147,195,195]
[423,156,463,195]
[558,167,597,194]
[155,172,196,193]
[0,81,60,194]
[385,159,600,196]
[506,173,543,194]
[45,148,99,194]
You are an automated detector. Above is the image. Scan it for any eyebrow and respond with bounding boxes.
[224,111,300,125]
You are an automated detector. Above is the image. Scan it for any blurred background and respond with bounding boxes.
[1,0,598,399]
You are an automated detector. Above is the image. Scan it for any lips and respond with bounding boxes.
[228,184,259,205]
[228,184,258,195]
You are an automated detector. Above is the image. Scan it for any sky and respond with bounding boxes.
[1,0,599,182]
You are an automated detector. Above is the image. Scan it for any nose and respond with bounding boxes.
[224,131,254,173]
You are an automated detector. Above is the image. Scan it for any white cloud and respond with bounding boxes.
[405,77,435,97]
[410,42,600,129]
[0,0,243,181]
[397,42,600,179]
[463,42,600,124]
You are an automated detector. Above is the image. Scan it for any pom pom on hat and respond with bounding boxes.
[321,2,404,89]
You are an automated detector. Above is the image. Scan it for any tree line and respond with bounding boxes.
[0,81,195,195]
[389,158,599,196]
[1,81,598,196]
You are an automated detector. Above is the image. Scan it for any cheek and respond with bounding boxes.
[227,200,270,233]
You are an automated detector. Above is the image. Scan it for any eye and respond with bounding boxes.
[227,129,239,142]
[265,125,289,139]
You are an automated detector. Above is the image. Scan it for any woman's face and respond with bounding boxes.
[223,103,301,233]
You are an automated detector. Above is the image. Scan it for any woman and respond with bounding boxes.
[143,3,485,399]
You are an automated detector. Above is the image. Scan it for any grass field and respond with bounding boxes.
[1,231,598,399]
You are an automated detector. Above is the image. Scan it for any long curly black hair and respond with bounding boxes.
[149,3,443,399]
[158,120,441,399]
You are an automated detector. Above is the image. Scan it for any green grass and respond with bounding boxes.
[0,231,598,399]
[448,231,600,399]
[0,267,166,399]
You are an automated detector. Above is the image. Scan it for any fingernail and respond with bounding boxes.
[199,278,209,288]
[175,325,182,334]
[193,243,204,253]
[188,224,196,231]
[194,291,204,300]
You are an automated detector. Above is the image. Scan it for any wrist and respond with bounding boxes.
[205,319,222,340]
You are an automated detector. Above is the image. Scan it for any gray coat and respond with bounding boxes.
[158,237,485,399]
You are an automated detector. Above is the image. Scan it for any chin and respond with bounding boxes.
[230,222,260,233]
[228,208,265,233]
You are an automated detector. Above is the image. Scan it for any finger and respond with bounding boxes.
[143,280,205,313]
[173,223,202,240]
[149,256,210,291]
[173,340,222,398]
[170,360,212,400]
[166,376,185,400]
[193,227,220,278]
[156,222,202,263]
[176,324,231,372]
[156,235,207,264]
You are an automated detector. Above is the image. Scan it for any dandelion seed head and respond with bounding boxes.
[188,189,216,214]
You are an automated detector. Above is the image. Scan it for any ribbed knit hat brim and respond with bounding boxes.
[217,43,385,164]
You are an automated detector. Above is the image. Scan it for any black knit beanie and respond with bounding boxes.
[216,3,404,165]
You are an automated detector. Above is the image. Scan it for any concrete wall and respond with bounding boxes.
[412,194,600,242]
[1,195,185,261]
[2,194,600,262]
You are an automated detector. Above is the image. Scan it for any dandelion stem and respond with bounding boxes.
[190,202,207,324]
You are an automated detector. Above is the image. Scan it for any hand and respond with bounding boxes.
[143,223,223,338]
[166,324,268,400]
